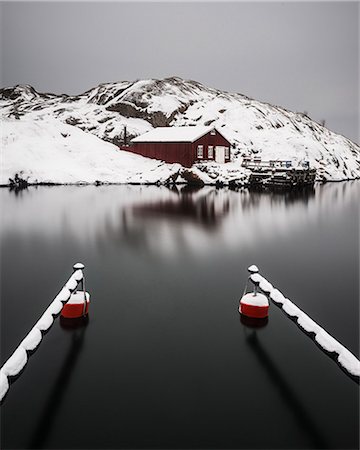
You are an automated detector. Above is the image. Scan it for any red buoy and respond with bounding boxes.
[61,291,90,319]
[239,292,269,319]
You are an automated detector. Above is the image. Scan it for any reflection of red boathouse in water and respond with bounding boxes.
[131,187,230,229]
[122,126,231,167]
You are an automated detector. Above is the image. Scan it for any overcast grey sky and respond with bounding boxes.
[1,1,359,142]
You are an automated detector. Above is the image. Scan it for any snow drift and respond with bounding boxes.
[0,118,181,185]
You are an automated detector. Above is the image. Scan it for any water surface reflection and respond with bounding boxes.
[1,182,359,449]
[1,183,357,258]
[243,329,327,448]
[29,318,89,449]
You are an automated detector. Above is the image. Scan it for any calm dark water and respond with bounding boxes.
[1,183,359,449]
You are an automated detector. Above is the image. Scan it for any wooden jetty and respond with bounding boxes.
[0,263,89,403]
[242,157,316,188]
[240,265,360,382]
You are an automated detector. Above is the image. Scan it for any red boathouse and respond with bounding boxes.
[125,126,231,168]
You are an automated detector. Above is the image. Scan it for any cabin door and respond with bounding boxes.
[215,146,225,164]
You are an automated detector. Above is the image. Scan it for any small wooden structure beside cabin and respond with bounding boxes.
[242,157,316,187]
[124,126,231,168]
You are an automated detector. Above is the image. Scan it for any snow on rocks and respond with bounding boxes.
[0,117,182,186]
[191,162,249,186]
[250,265,360,379]
[2,77,359,183]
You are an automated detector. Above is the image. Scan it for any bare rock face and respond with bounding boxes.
[106,102,144,119]
[0,85,38,101]
[106,102,173,128]
[149,110,173,127]
[181,169,205,186]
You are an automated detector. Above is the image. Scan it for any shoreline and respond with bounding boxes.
[2,177,359,190]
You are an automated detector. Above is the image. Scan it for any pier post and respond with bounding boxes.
[73,263,87,316]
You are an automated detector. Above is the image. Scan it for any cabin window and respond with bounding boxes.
[197,145,203,159]
[225,147,230,159]
[208,146,214,159]
[210,129,216,135]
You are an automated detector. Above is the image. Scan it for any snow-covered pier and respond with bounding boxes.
[0,263,87,403]
[246,266,360,382]
[242,158,316,187]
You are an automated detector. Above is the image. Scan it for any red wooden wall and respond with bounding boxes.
[124,129,231,167]
[192,131,231,163]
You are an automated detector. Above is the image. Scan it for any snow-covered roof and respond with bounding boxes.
[132,126,215,143]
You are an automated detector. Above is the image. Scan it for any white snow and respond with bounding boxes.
[45,299,64,316]
[2,347,27,377]
[337,349,360,376]
[297,315,322,334]
[1,77,359,184]
[0,370,9,401]
[1,118,181,185]
[35,311,54,331]
[65,269,85,292]
[66,276,79,291]
[270,289,286,305]
[259,279,273,293]
[20,327,42,351]
[282,300,303,317]
[132,126,216,143]
[56,287,72,303]
[0,266,85,401]
[252,268,360,377]
[189,162,249,185]
[240,292,269,307]
[248,265,259,273]
[68,291,90,305]
[315,330,342,354]
[73,269,84,282]
[250,273,262,284]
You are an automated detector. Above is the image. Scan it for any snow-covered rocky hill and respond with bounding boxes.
[1,77,359,185]
[1,118,180,185]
